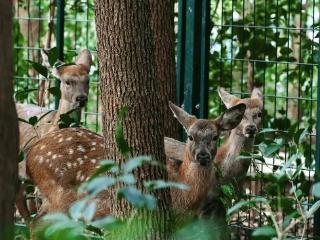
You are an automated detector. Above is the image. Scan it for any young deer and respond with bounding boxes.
[201,87,263,217]
[17,49,92,152]
[24,102,246,219]
[16,49,92,222]
[167,102,246,213]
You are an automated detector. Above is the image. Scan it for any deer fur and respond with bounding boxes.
[24,102,246,220]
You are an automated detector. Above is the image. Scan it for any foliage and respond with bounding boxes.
[224,127,318,239]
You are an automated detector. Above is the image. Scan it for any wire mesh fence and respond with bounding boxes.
[12,0,320,238]
[209,0,320,238]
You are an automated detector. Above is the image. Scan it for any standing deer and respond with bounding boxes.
[23,102,246,220]
[16,49,92,222]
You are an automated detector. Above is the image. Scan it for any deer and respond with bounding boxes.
[22,102,246,221]
[15,49,92,223]
[17,49,93,152]
[201,87,263,218]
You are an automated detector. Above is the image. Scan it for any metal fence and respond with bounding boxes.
[13,0,320,238]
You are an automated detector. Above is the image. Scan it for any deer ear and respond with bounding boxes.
[41,49,65,78]
[169,101,197,131]
[75,49,92,73]
[217,88,240,109]
[40,49,50,68]
[215,103,246,131]
[251,87,263,102]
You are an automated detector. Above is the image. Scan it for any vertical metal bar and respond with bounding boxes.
[55,0,64,110]
[183,0,197,115]
[199,0,210,119]
[176,0,186,107]
[314,27,320,238]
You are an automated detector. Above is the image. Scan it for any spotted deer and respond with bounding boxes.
[201,87,263,217]
[17,49,93,152]
[16,49,92,223]
[23,102,245,220]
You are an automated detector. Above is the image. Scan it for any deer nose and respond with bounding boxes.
[245,125,257,135]
[196,152,210,166]
[76,95,88,106]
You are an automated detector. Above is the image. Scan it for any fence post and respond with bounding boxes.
[315,36,320,237]
[176,0,210,119]
[55,0,64,110]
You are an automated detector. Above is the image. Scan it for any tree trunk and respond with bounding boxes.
[95,0,176,239]
[0,1,19,239]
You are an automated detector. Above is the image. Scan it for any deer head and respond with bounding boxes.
[218,87,263,139]
[41,49,93,108]
[168,102,246,167]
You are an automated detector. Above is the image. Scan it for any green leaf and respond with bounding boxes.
[91,216,118,229]
[115,106,131,157]
[47,47,58,67]
[252,226,276,237]
[119,174,136,184]
[312,182,320,198]
[18,151,24,162]
[306,200,320,219]
[48,86,61,99]
[80,176,116,196]
[144,180,190,191]
[28,116,38,126]
[123,155,153,173]
[258,141,282,157]
[90,160,118,180]
[69,198,87,220]
[117,187,156,210]
[27,60,48,78]
[15,88,38,101]
[82,200,96,222]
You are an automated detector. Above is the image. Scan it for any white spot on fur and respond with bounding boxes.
[69,149,74,154]
[92,142,96,146]
[58,138,64,143]
[77,145,86,152]
[58,134,62,137]
[47,151,52,156]
[46,159,50,163]
[49,163,53,168]
[80,175,85,182]
[40,145,45,150]
[38,156,44,164]
[55,168,59,173]
[90,147,96,151]
[67,162,72,168]
[52,154,57,159]
[66,137,72,141]
[84,155,88,159]
[91,159,96,164]
[100,144,104,148]
[73,162,77,168]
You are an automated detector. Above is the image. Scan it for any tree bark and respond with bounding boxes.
[95,0,176,239]
[0,1,19,239]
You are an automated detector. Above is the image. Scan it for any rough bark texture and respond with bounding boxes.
[95,0,176,239]
[0,1,19,239]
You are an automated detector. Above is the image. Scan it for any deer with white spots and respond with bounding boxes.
[23,102,246,219]
[16,49,93,152]
[15,49,92,223]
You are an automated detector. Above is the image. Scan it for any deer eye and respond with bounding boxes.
[65,81,71,86]
[257,112,262,118]
[188,135,193,141]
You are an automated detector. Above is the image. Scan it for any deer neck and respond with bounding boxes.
[172,151,212,211]
[217,129,255,180]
